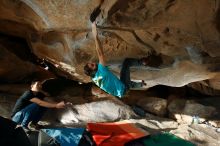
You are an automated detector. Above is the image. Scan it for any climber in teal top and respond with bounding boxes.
[84,22,147,98]
[92,63,126,97]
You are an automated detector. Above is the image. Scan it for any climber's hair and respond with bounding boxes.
[84,63,97,78]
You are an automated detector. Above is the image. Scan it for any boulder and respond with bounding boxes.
[55,99,136,125]
[170,124,220,146]
[91,84,110,98]
[137,97,167,116]
[168,98,187,120]
[187,80,220,96]
[168,99,217,124]
[128,117,178,134]
[183,101,217,119]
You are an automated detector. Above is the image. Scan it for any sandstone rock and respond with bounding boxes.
[187,80,220,96]
[91,84,110,98]
[183,101,216,119]
[208,75,220,91]
[0,34,56,83]
[170,124,220,146]
[168,98,187,120]
[169,99,217,124]
[56,99,136,125]
[127,117,178,134]
[126,117,220,146]
[121,90,150,105]
[209,120,220,128]
[137,97,167,116]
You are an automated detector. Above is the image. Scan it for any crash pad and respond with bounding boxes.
[143,132,196,146]
[42,128,85,146]
[87,121,148,146]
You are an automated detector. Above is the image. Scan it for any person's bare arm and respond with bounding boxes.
[30,97,65,109]
[92,22,106,66]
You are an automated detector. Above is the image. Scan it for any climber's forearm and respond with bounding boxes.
[94,36,106,65]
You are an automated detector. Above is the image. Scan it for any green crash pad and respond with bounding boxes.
[143,132,196,146]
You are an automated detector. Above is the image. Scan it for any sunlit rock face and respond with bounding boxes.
[0,0,219,91]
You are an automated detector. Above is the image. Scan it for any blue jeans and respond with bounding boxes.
[120,58,143,90]
[12,103,47,127]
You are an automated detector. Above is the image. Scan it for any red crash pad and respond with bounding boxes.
[87,121,148,146]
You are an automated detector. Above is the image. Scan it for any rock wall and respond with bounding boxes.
[0,0,219,91]
[0,33,56,82]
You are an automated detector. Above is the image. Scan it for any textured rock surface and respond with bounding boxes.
[168,98,186,120]
[129,117,220,146]
[170,124,220,146]
[187,80,220,96]
[183,101,216,118]
[137,97,167,116]
[57,99,136,124]
[0,33,55,83]
[0,0,219,92]
[168,99,217,124]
